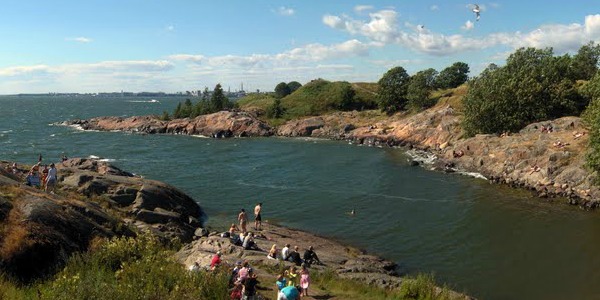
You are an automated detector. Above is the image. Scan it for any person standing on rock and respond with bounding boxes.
[254,202,262,231]
[238,208,248,233]
[45,163,57,193]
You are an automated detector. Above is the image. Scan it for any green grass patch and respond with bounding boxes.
[0,233,230,300]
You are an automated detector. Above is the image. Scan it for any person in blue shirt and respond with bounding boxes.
[278,285,299,300]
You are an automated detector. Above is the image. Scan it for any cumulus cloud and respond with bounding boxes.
[0,65,51,77]
[354,5,374,13]
[323,10,600,56]
[462,20,475,31]
[66,37,92,43]
[171,39,370,68]
[275,6,295,16]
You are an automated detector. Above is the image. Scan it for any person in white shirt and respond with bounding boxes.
[45,163,58,193]
[281,243,291,261]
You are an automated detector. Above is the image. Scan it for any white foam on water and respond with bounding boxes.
[192,135,210,139]
[405,149,437,165]
[457,171,487,180]
[126,99,160,103]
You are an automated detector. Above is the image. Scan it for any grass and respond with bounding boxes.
[0,233,230,300]
[255,261,461,300]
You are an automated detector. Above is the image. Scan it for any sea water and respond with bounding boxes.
[1,95,600,300]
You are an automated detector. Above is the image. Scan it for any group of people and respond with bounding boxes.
[214,202,324,299]
[21,156,58,193]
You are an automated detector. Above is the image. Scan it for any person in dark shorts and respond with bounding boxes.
[254,202,262,230]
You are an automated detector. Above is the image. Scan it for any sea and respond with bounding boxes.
[1,95,600,300]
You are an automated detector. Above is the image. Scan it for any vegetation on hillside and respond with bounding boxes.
[582,72,600,180]
[0,233,229,300]
[162,83,236,120]
[463,43,599,136]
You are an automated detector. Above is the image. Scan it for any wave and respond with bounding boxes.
[126,99,160,103]
[191,135,210,139]
[87,155,116,162]
[0,130,13,134]
[405,149,437,165]
[457,171,488,180]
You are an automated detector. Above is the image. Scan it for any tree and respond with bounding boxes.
[160,111,171,121]
[338,84,356,111]
[463,47,585,136]
[274,82,291,98]
[436,62,469,89]
[570,41,600,80]
[377,66,410,114]
[210,83,227,111]
[407,69,437,110]
[287,81,302,93]
[173,102,183,119]
[266,98,285,118]
[582,73,600,180]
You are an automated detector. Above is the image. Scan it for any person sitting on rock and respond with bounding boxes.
[288,246,303,266]
[25,170,41,188]
[210,251,222,270]
[242,232,257,250]
[267,244,278,260]
[188,261,200,272]
[281,244,291,261]
[303,246,322,266]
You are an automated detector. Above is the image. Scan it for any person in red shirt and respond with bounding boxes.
[210,251,222,270]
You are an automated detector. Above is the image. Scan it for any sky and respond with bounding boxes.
[0,0,598,94]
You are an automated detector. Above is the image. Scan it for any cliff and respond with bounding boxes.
[0,158,205,281]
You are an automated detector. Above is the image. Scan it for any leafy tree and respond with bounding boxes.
[338,84,356,111]
[275,82,291,98]
[377,66,410,114]
[407,69,437,110]
[181,98,193,117]
[463,47,585,136]
[570,41,600,80]
[210,83,228,111]
[436,62,470,89]
[287,81,302,93]
[582,73,600,179]
[266,98,285,118]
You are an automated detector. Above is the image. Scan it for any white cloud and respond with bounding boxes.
[354,5,374,13]
[171,39,371,68]
[462,20,475,31]
[323,15,344,29]
[275,6,295,16]
[0,65,51,77]
[166,25,175,31]
[323,10,600,56]
[430,5,439,11]
[66,37,92,43]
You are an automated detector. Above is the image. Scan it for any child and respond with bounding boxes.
[300,263,310,297]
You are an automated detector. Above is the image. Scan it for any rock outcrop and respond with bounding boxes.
[0,158,206,281]
[66,111,273,137]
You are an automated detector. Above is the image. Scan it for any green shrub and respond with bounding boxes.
[463,47,587,136]
[1,232,230,300]
[582,73,600,180]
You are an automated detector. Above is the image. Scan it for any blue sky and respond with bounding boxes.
[0,0,598,94]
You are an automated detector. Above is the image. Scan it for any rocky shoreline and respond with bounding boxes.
[0,158,470,298]
[64,105,600,210]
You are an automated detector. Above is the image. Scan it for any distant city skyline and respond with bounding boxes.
[0,0,598,94]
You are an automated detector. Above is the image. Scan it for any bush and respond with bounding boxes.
[462,47,586,136]
[582,73,600,180]
[2,232,230,300]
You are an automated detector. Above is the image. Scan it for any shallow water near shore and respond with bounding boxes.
[2,95,600,299]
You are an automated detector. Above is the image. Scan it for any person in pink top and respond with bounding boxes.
[300,263,310,297]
